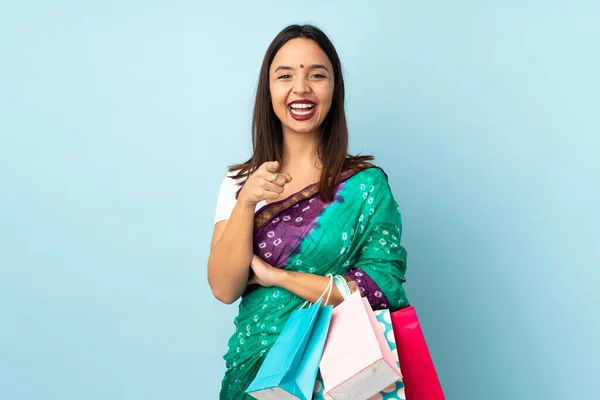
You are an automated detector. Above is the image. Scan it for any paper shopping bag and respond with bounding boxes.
[390,306,445,400]
[313,307,406,400]
[246,300,333,400]
[368,308,406,399]
[319,291,401,399]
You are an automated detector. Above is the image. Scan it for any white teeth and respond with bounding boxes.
[290,108,314,116]
[290,103,315,109]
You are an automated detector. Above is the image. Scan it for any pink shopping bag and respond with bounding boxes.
[390,306,445,400]
[319,291,401,399]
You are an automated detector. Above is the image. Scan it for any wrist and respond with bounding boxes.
[275,269,293,288]
[236,194,258,210]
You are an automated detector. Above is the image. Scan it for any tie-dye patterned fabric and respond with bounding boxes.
[219,165,409,400]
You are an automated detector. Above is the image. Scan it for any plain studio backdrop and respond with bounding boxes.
[1,1,599,399]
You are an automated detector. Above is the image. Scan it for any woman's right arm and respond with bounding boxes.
[207,161,291,304]
[208,201,258,304]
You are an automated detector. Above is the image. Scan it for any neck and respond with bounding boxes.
[281,128,322,173]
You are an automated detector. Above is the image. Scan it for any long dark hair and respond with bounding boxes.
[229,24,374,202]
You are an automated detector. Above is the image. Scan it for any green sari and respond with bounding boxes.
[219,165,409,399]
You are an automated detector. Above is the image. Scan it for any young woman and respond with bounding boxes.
[208,24,409,400]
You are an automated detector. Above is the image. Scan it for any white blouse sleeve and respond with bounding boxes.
[214,172,241,224]
[213,172,268,224]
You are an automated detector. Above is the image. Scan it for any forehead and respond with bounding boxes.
[270,38,332,70]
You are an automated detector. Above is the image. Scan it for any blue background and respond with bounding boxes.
[1,1,599,399]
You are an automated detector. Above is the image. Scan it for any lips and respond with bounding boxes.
[288,100,316,121]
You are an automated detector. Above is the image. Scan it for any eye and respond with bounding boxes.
[311,74,326,79]
[277,74,291,80]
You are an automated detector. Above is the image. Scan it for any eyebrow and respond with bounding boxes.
[274,64,330,73]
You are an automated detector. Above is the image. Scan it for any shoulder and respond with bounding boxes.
[347,166,397,203]
[218,169,245,188]
[215,169,246,202]
[214,170,243,224]
[340,166,392,201]
[351,165,389,184]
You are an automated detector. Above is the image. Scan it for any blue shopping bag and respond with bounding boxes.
[246,279,334,400]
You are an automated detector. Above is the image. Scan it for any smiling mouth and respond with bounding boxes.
[289,103,315,115]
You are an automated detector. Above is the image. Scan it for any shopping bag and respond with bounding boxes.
[314,275,405,400]
[314,306,406,399]
[319,291,401,399]
[390,306,445,400]
[246,277,334,400]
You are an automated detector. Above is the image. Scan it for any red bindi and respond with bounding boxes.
[300,64,304,68]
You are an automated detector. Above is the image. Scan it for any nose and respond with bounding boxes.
[292,76,310,94]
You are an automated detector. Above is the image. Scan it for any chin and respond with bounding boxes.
[288,124,319,134]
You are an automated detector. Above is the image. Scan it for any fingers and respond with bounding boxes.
[278,172,293,184]
[261,161,292,185]
[261,180,285,194]
[263,161,279,173]
[268,173,291,186]
[251,161,293,203]
[257,187,283,201]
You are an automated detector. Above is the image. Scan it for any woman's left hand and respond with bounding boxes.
[248,254,284,287]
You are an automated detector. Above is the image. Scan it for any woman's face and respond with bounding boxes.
[269,38,335,136]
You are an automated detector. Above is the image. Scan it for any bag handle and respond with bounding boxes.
[300,273,334,309]
[333,275,353,300]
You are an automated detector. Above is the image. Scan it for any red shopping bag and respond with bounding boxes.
[390,306,445,400]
